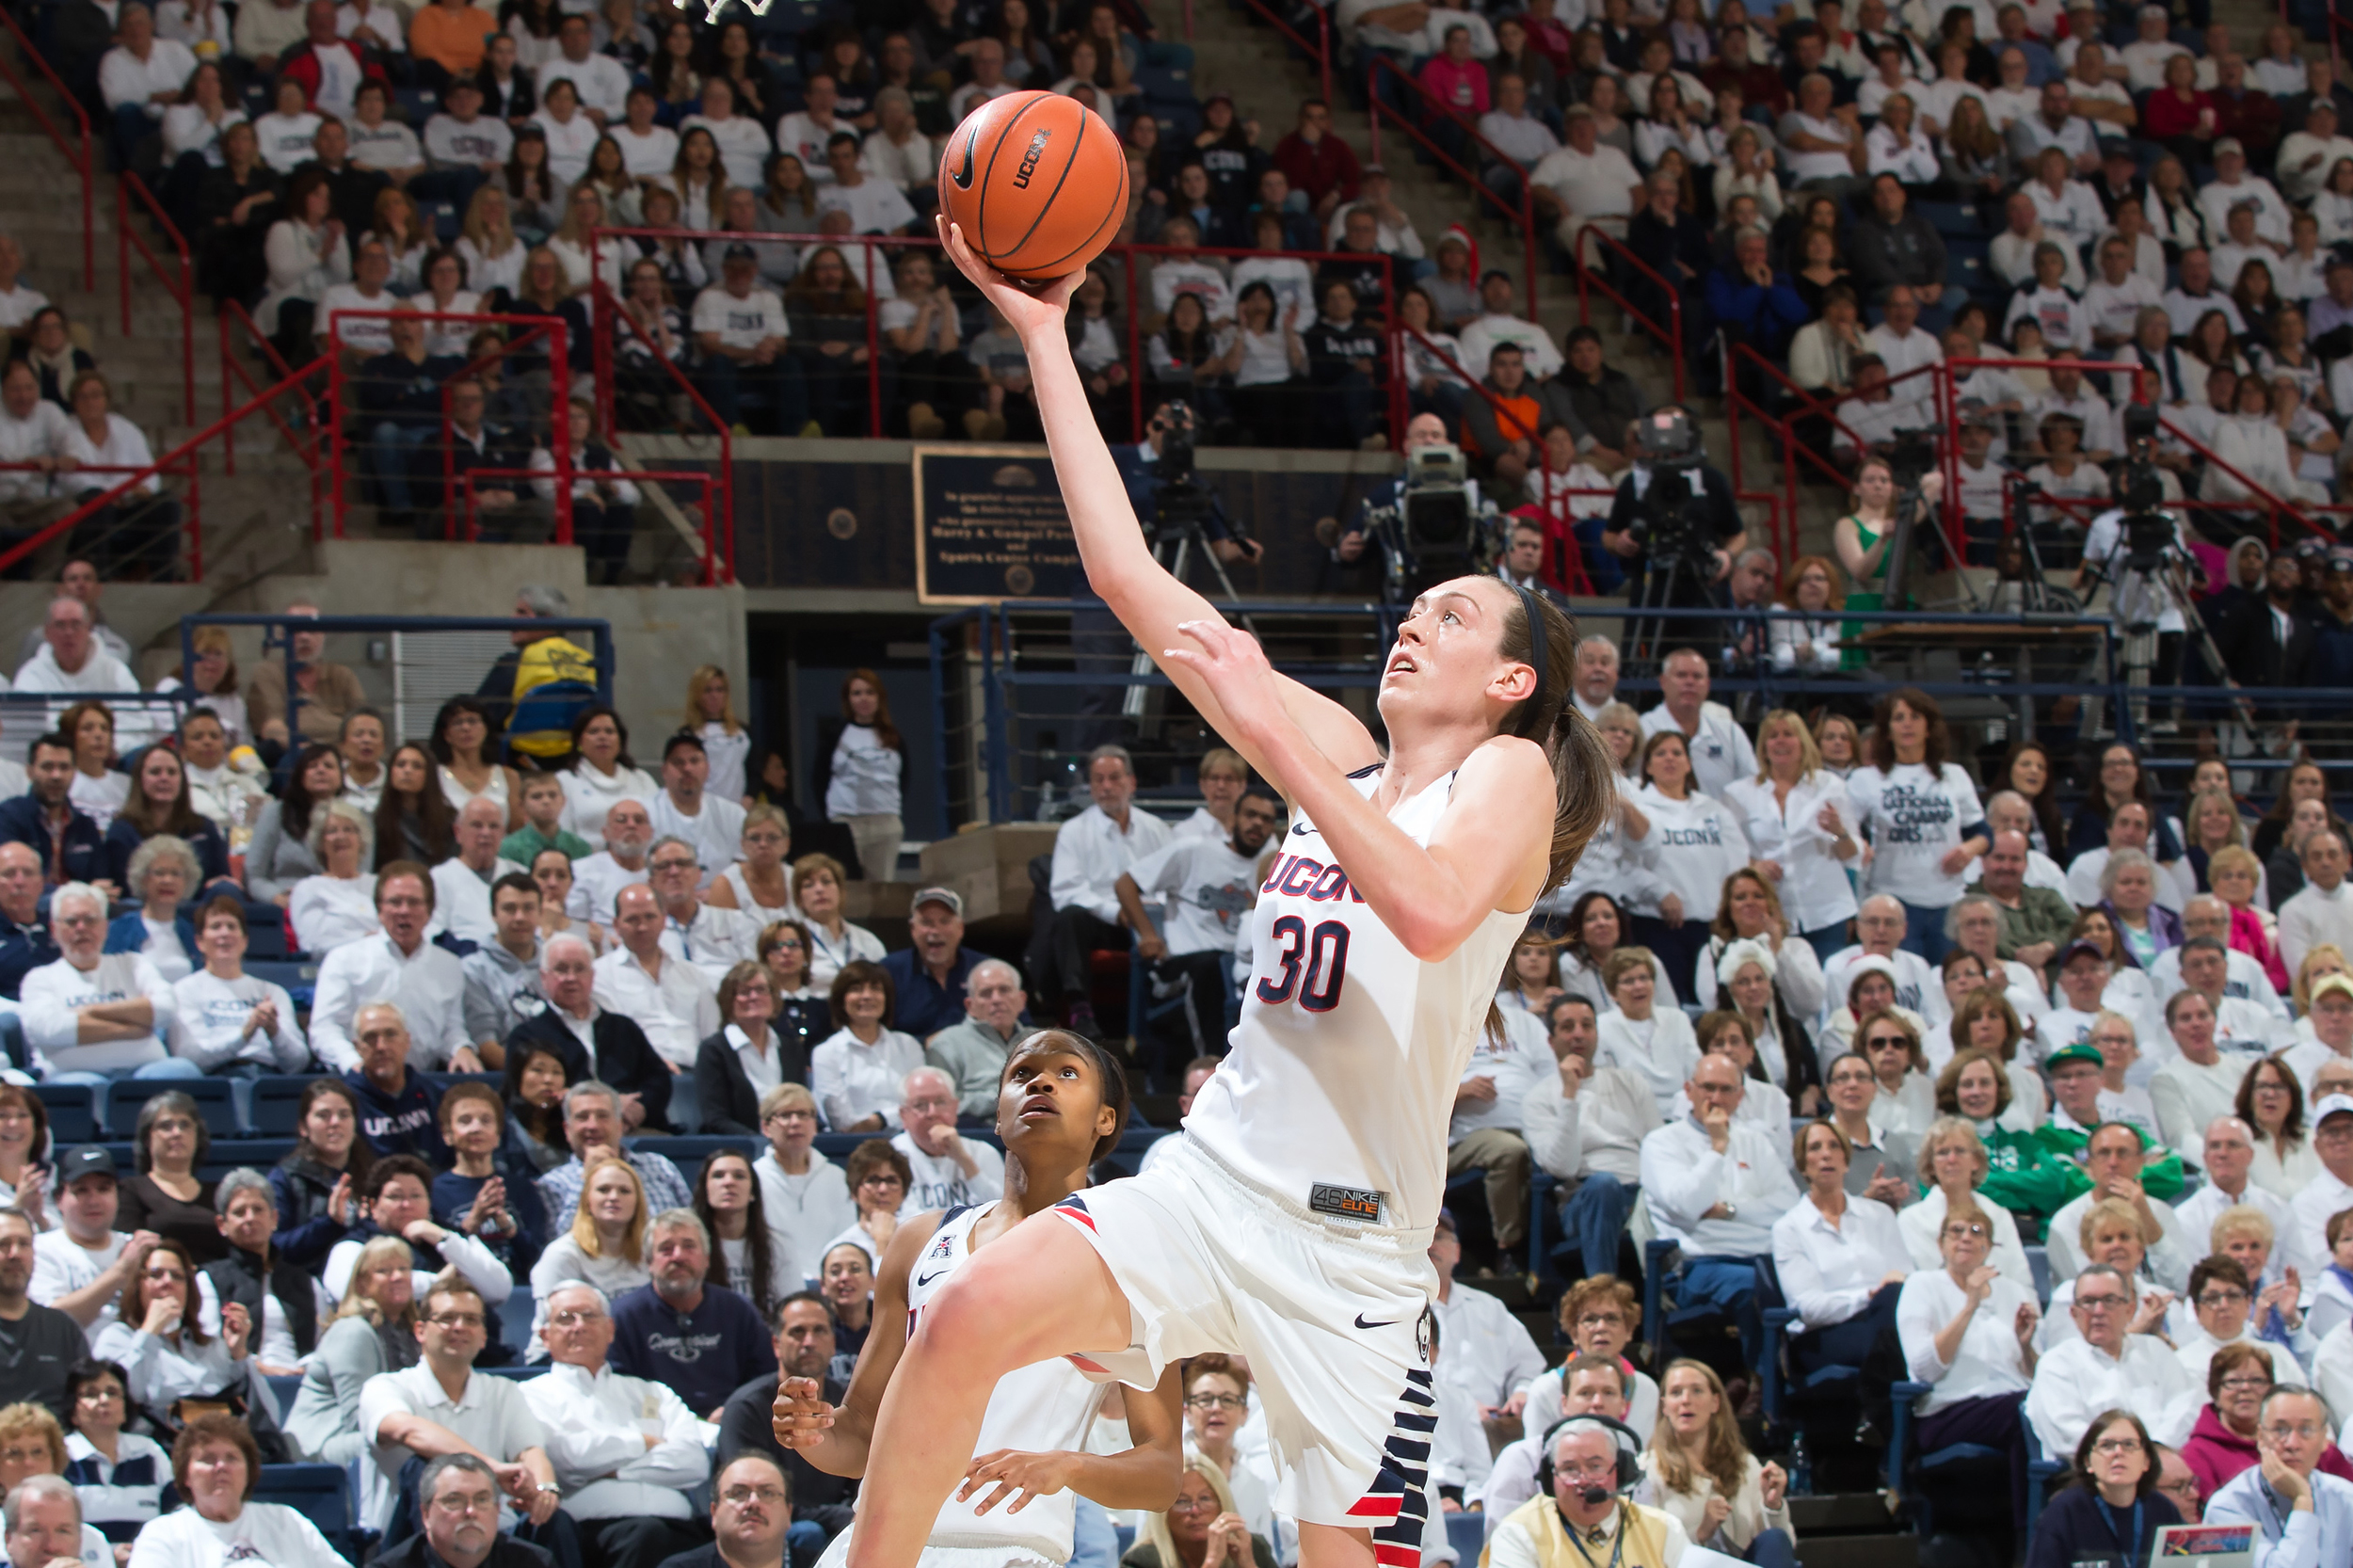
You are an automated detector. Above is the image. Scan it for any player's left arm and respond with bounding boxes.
[1163,619,1553,958]
[955,1360,1186,1514]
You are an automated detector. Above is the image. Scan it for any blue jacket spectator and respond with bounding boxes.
[1705,232,1813,361]
[103,815,232,894]
[344,1064,453,1165]
[0,792,107,888]
[0,847,58,1001]
[608,1271,776,1417]
[880,945,988,1040]
[103,910,199,975]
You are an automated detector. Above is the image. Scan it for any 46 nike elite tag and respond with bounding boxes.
[1310,1183,1385,1223]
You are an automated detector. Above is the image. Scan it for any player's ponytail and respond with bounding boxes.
[1501,590,1616,898]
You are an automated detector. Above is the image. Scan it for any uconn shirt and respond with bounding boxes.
[1846,762,1986,908]
[691,284,788,351]
[1184,767,1526,1232]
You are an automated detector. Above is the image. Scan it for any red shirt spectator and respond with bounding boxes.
[1272,99,1363,217]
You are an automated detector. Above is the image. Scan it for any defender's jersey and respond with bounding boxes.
[906,1201,1107,1561]
[1184,765,1529,1233]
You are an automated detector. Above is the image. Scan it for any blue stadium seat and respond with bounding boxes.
[1915,200,1979,236]
[245,959,320,1012]
[110,1078,236,1140]
[498,1287,536,1353]
[480,1364,546,1380]
[633,1135,760,1168]
[200,1139,297,1183]
[31,1083,99,1144]
[265,1372,304,1415]
[248,1075,320,1136]
[1756,1256,1858,1432]
[1445,1512,1485,1561]
[252,1464,356,1549]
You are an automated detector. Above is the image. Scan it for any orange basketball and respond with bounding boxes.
[937,91,1129,282]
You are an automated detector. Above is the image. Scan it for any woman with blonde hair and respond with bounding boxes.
[456,182,526,301]
[284,1234,417,1463]
[2209,845,2284,989]
[1722,708,1857,966]
[705,806,796,920]
[0,1401,116,1566]
[526,1155,651,1357]
[2289,945,2345,1041]
[683,664,749,803]
[1692,871,1823,1112]
[1126,1451,1277,1568]
[364,186,432,294]
[549,182,626,296]
[1637,1359,1794,1565]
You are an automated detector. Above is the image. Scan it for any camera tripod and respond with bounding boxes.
[2090,534,2249,739]
[1120,504,1257,725]
[1624,543,1726,674]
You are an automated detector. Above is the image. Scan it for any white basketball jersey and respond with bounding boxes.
[1184,766,1529,1233]
[906,1202,1107,1561]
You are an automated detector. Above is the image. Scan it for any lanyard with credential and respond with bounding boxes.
[1560,1506,1628,1568]
[2093,1497,2143,1565]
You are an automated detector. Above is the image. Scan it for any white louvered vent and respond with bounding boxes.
[392,631,517,740]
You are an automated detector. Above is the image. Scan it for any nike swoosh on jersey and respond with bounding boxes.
[916,1270,949,1287]
[1291,822,1313,836]
[1353,1313,1397,1330]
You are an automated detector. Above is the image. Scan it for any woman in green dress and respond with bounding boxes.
[1833,456,1945,616]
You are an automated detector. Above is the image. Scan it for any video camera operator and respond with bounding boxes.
[1114,400,1264,569]
[2077,404,2212,728]
[1598,407,1748,607]
[1330,410,1505,601]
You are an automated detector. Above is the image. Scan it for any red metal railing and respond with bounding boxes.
[118,174,194,425]
[0,358,325,579]
[319,309,573,545]
[0,7,92,290]
[1573,224,1686,403]
[595,291,736,584]
[1230,0,1332,110]
[1365,56,1539,324]
[217,302,326,537]
[590,225,1403,446]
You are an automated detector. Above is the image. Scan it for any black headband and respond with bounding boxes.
[1511,583,1549,739]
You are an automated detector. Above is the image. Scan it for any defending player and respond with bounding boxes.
[792,1030,1185,1568]
[781,217,1618,1568]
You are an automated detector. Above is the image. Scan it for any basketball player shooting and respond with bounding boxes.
[776,217,1617,1568]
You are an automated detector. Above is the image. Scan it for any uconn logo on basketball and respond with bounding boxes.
[1012,128,1052,188]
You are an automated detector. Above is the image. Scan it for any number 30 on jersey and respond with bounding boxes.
[1255,915,1350,1011]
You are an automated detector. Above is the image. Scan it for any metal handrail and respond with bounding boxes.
[1365,56,1539,324]
[118,174,194,425]
[1573,224,1685,403]
[0,7,92,289]
[0,359,327,578]
[589,224,1405,450]
[1229,0,1331,108]
[595,283,735,584]
[217,305,326,538]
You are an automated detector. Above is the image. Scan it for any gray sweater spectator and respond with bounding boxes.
[1847,174,1948,301]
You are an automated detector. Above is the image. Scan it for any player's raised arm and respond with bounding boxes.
[774,1214,942,1477]
[936,219,1380,782]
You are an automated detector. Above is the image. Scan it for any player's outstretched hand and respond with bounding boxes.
[771,1376,836,1449]
[937,218,1078,337]
[1160,619,1285,748]
[957,1448,1082,1514]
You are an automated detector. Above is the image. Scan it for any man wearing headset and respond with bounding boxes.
[1487,1416,1693,1568]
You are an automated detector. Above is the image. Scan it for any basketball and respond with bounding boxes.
[937,91,1129,282]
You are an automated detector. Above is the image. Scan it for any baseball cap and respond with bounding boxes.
[2311,973,2353,1005]
[57,1145,116,1184]
[2045,1043,2105,1072]
[722,243,758,262]
[2058,938,2108,967]
[2330,554,2353,575]
[2313,1092,2353,1123]
[911,886,963,917]
[2214,136,2245,157]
